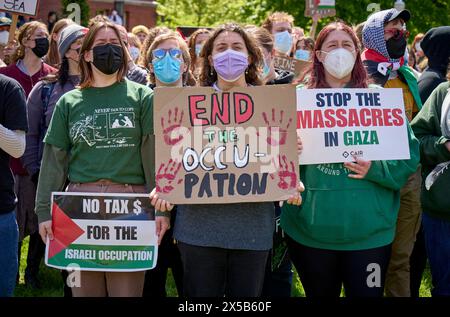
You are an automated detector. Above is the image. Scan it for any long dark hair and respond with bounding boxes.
[199,23,263,87]
[304,21,368,89]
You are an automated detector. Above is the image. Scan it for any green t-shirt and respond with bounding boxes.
[44,79,153,185]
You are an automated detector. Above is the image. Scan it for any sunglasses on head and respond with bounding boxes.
[152,48,182,61]
[385,28,410,40]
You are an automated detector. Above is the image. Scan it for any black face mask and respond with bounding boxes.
[92,43,123,75]
[32,38,49,58]
[386,36,407,59]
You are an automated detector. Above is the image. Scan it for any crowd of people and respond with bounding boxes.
[0,7,449,298]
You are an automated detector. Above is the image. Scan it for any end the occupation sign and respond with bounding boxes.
[45,192,158,272]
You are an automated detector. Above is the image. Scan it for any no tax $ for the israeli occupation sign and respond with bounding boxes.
[45,192,158,272]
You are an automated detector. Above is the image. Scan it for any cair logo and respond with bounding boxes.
[342,150,364,159]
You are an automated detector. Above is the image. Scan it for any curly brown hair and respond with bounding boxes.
[187,28,211,72]
[199,23,263,87]
[146,32,197,87]
[138,26,170,67]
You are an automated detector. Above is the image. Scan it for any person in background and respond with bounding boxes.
[283,21,420,298]
[354,22,365,52]
[127,32,142,64]
[411,33,427,73]
[44,18,74,68]
[262,12,295,57]
[47,11,57,34]
[0,16,10,45]
[22,24,87,297]
[409,25,450,298]
[131,25,149,45]
[292,26,305,43]
[139,26,170,68]
[411,71,450,297]
[36,21,169,297]
[116,25,149,85]
[142,32,197,297]
[247,26,295,297]
[187,28,211,79]
[0,21,56,290]
[294,36,314,61]
[0,74,27,297]
[108,10,123,26]
[362,8,423,297]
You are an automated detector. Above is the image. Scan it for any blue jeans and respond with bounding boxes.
[422,212,450,297]
[0,211,19,297]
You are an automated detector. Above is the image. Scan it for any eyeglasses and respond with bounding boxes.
[152,48,182,61]
[385,28,410,40]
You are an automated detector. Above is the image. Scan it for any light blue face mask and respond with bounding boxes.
[274,31,293,55]
[262,60,271,79]
[294,49,310,61]
[152,53,182,84]
[195,44,203,57]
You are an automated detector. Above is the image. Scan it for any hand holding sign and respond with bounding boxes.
[39,220,53,244]
[344,156,372,179]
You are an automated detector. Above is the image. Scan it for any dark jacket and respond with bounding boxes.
[418,26,450,104]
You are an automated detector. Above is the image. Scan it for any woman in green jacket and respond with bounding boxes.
[281,22,420,297]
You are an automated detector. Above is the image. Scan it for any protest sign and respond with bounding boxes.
[273,55,311,77]
[154,85,299,204]
[297,88,410,164]
[0,0,39,42]
[304,0,336,18]
[45,192,158,272]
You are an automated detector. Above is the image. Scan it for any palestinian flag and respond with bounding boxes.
[45,192,158,272]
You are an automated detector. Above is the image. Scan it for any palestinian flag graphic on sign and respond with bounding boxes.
[45,192,158,272]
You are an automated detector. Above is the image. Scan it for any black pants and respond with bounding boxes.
[177,242,269,297]
[410,224,427,298]
[286,235,391,297]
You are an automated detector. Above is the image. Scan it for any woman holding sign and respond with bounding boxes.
[150,23,303,297]
[142,32,196,297]
[282,21,420,297]
[35,21,169,297]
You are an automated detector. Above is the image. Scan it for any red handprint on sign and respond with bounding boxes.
[161,107,186,145]
[270,155,298,190]
[261,109,293,146]
[156,159,183,194]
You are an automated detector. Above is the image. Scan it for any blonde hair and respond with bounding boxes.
[146,32,196,86]
[132,25,149,36]
[78,21,128,89]
[262,12,294,33]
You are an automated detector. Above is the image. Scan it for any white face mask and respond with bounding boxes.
[415,42,422,52]
[129,46,140,62]
[0,31,9,45]
[321,48,356,79]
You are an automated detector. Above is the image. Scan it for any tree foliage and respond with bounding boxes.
[157,0,449,40]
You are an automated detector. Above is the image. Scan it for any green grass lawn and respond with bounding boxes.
[14,236,433,297]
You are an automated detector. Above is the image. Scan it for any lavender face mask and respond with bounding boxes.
[212,49,249,82]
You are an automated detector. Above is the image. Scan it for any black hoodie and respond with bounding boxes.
[418,26,450,104]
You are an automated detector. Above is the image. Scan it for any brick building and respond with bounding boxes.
[35,0,158,30]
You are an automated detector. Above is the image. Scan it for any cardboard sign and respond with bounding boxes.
[154,85,299,204]
[45,192,158,272]
[0,0,39,16]
[273,55,311,77]
[304,0,336,18]
[297,88,410,164]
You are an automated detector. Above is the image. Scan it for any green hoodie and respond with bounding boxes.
[411,82,450,221]
[281,96,420,251]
